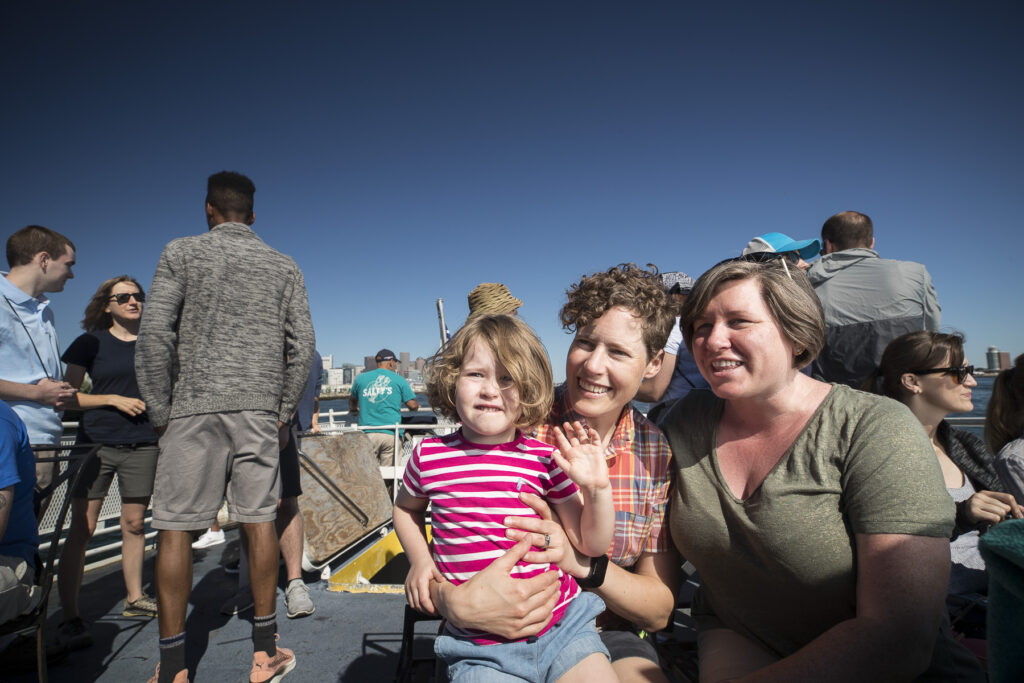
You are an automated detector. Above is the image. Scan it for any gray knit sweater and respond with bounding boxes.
[136,222,315,427]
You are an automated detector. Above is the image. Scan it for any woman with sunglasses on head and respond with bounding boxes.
[55,276,159,651]
[873,331,1022,598]
[659,258,985,682]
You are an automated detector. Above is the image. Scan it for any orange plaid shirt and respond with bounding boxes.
[533,386,674,569]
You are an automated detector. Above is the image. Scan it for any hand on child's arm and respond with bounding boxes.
[405,560,444,615]
[552,421,611,494]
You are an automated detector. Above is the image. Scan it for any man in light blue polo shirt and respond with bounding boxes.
[0,226,77,504]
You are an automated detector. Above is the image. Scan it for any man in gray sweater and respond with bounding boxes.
[136,171,314,683]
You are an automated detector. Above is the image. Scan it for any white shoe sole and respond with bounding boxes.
[286,605,315,619]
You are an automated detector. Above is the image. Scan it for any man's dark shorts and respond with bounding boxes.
[279,425,302,499]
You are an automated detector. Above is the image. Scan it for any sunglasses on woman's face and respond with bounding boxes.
[109,292,145,304]
[912,365,975,384]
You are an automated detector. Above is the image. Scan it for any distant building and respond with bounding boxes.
[415,357,427,373]
[999,351,1011,370]
[400,351,410,376]
[322,353,334,369]
[364,356,377,371]
[988,346,1001,371]
[342,364,359,384]
[325,368,347,389]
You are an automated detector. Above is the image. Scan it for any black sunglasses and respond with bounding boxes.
[740,251,799,265]
[712,251,798,279]
[109,292,145,304]
[912,365,975,384]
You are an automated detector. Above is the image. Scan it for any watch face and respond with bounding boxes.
[579,554,609,588]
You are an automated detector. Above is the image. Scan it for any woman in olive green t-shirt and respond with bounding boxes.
[660,257,984,682]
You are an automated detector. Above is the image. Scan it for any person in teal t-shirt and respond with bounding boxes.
[349,349,420,466]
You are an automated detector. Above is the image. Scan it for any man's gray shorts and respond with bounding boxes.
[152,411,280,531]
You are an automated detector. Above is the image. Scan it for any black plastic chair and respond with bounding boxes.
[0,443,99,683]
[394,604,445,683]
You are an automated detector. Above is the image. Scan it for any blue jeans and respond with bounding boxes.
[435,591,610,682]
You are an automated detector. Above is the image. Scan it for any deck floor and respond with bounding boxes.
[2,527,697,682]
[3,528,419,682]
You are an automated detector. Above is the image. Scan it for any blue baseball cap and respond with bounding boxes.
[742,232,820,260]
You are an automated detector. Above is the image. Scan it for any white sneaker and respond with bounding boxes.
[192,528,225,549]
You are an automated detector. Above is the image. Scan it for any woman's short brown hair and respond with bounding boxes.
[873,330,966,401]
[559,263,676,361]
[427,314,553,430]
[680,260,825,369]
[81,275,144,332]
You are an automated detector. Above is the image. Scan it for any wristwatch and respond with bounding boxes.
[576,554,609,589]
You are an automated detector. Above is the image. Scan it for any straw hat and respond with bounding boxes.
[467,283,522,316]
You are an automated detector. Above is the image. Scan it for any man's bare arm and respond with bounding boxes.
[0,378,75,407]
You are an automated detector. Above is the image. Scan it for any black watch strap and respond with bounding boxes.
[576,554,609,589]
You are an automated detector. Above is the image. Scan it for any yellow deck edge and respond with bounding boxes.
[328,526,430,593]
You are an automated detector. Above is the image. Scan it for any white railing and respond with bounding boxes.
[58,409,457,571]
[62,410,977,572]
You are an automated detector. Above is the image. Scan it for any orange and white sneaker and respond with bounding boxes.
[145,664,189,683]
[250,641,296,683]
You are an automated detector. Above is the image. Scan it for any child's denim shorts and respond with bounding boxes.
[435,591,610,682]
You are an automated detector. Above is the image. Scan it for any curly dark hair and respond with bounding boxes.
[427,315,553,430]
[81,275,144,332]
[559,263,676,361]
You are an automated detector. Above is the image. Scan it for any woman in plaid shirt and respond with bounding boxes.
[432,264,680,683]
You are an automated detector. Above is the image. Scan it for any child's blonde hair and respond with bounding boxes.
[427,314,553,430]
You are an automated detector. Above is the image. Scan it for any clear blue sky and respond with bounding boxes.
[3,1,1021,381]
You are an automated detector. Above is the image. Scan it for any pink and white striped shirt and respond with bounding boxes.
[402,430,581,644]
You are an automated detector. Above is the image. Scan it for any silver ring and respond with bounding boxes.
[543,533,550,548]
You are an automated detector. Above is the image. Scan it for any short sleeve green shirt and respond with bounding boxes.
[663,384,954,658]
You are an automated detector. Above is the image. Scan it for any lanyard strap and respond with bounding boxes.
[3,295,61,381]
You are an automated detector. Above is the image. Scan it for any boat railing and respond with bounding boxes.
[53,411,986,573]
[37,424,160,573]
[54,409,456,572]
